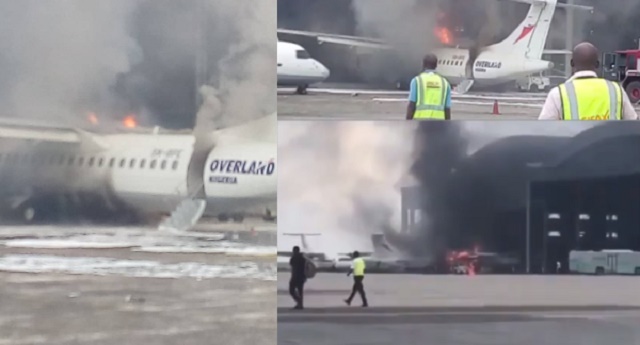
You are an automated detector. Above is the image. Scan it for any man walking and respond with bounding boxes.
[344,251,368,307]
[406,53,452,120]
[289,246,306,309]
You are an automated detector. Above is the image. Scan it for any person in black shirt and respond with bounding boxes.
[289,246,306,309]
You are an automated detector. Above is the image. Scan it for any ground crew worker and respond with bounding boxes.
[406,53,452,120]
[289,246,306,309]
[538,42,638,120]
[344,251,368,307]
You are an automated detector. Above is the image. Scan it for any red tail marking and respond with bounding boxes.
[514,25,536,44]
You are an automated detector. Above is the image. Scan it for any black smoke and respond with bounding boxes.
[389,122,469,259]
[0,0,275,130]
[278,0,640,83]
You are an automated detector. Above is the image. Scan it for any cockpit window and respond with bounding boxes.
[296,49,310,59]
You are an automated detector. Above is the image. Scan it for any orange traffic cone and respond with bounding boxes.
[492,100,500,115]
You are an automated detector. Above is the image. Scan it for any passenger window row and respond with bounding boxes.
[0,152,180,171]
[438,59,463,66]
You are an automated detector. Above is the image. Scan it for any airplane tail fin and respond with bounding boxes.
[488,0,557,60]
[371,234,395,259]
[282,233,321,252]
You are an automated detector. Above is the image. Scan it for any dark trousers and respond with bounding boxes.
[346,275,368,305]
[289,279,305,307]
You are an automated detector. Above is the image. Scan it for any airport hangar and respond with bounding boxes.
[400,123,640,274]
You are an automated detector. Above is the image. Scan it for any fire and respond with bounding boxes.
[88,112,99,125]
[123,115,137,128]
[434,26,452,45]
[447,248,479,276]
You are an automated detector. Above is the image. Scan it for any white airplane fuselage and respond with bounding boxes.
[432,48,554,87]
[277,41,330,87]
[0,115,276,222]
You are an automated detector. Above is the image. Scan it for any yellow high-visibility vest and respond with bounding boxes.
[352,257,366,276]
[558,78,623,120]
[414,72,449,120]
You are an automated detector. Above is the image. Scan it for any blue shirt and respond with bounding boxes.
[408,70,452,108]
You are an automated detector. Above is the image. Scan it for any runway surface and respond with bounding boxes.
[277,273,640,345]
[278,87,640,121]
[278,87,544,120]
[0,225,277,345]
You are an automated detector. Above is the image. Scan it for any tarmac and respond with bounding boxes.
[278,86,640,121]
[277,273,640,345]
[0,225,277,345]
[278,87,545,120]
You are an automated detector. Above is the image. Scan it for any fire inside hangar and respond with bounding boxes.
[401,123,640,274]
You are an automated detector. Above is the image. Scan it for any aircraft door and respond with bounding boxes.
[602,53,618,80]
[606,253,618,274]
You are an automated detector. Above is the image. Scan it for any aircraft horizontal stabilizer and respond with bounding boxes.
[543,49,571,55]
[317,36,390,50]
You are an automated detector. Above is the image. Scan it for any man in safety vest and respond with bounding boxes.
[344,251,368,307]
[406,53,452,120]
[538,42,638,120]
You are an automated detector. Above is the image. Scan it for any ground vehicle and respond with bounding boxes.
[569,250,640,275]
[516,72,550,92]
[602,50,640,103]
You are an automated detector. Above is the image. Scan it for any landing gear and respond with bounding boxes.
[9,200,40,224]
[396,80,410,91]
[232,214,244,223]
[296,85,308,95]
[19,204,36,223]
[23,206,35,222]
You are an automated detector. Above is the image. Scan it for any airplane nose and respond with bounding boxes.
[317,62,330,79]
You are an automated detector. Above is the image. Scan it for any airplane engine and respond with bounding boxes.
[203,142,277,221]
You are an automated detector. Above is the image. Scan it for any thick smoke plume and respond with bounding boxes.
[0,0,275,130]
[401,122,469,259]
[278,121,595,259]
[196,0,276,134]
[349,0,445,80]
[0,0,140,125]
[409,122,594,259]
[278,121,415,255]
[277,0,511,82]
[584,0,640,51]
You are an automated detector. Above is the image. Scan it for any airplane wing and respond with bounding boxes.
[278,29,576,56]
[478,0,592,11]
[277,28,392,50]
[543,49,571,55]
[0,117,108,150]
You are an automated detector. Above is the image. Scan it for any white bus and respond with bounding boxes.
[569,250,640,275]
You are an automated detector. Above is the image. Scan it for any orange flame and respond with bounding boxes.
[123,115,137,128]
[468,262,476,276]
[434,26,452,45]
[88,112,98,125]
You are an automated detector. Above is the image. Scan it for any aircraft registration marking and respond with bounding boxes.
[151,149,183,159]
